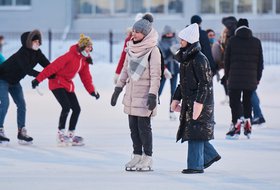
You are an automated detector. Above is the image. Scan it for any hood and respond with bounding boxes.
[235,26,252,39]
[175,42,201,63]
[21,29,42,49]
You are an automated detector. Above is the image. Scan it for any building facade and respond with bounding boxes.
[1,0,280,34]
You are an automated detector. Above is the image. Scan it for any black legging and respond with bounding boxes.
[52,88,81,131]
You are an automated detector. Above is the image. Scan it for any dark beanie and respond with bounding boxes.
[31,34,40,41]
[191,15,202,24]
[237,18,249,28]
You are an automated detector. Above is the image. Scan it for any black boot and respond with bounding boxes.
[18,127,33,143]
[181,169,204,174]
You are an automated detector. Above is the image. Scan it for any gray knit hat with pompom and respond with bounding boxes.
[133,13,153,36]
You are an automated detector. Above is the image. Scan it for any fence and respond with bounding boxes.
[1,31,280,65]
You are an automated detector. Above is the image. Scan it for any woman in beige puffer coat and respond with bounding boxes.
[111,14,161,171]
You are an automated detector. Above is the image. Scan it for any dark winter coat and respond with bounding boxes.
[224,26,263,90]
[36,44,95,94]
[158,36,180,75]
[199,28,217,75]
[0,30,50,84]
[173,42,215,142]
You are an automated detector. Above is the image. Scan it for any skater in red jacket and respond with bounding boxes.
[31,34,100,146]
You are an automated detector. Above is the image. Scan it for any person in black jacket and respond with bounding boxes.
[225,19,263,139]
[190,15,217,76]
[0,29,50,144]
[171,23,220,174]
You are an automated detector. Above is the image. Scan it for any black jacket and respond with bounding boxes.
[173,42,215,142]
[199,28,217,75]
[0,30,50,84]
[224,26,263,90]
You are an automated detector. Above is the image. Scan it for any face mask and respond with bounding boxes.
[209,38,215,44]
[32,44,40,51]
[81,50,89,57]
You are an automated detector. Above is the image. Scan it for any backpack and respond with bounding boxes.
[148,46,165,79]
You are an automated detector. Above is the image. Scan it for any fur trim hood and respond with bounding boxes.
[21,29,42,49]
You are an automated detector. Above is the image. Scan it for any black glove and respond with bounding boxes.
[91,91,100,99]
[111,87,122,106]
[147,93,157,111]
[86,57,93,64]
[48,74,56,79]
[31,79,39,89]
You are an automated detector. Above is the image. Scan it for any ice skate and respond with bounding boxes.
[243,118,252,139]
[0,128,10,146]
[125,154,142,171]
[169,112,177,121]
[68,130,84,146]
[18,127,33,145]
[226,119,242,140]
[135,154,153,171]
[252,117,266,127]
[57,129,71,146]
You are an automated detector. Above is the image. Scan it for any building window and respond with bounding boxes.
[277,0,280,13]
[237,0,252,13]
[0,0,30,9]
[257,0,273,14]
[78,0,182,15]
[200,0,215,13]
[150,0,164,13]
[219,0,234,13]
[168,0,183,13]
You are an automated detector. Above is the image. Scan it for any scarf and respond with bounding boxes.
[126,28,158,81]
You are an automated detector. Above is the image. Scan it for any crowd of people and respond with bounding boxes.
[0,13,266,174]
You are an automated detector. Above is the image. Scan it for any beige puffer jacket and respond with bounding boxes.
[117,28,161,117]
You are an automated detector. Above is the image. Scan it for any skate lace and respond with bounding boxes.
[20,128,30,138]
[0,128,6,137]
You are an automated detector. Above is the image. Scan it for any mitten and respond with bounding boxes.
[31,79,39,89]
[111,87,122,106]
[86,57,93,64]
[146,93,157,111]
[48,74,56,79]
[91,91,100,99]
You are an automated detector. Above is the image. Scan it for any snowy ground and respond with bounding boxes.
[1,61,280,190]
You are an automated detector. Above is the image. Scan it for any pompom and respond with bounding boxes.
[142,13,153,23]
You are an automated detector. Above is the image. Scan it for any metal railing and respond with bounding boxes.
[1,31,279,65]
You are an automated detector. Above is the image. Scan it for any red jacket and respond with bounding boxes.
[115,35,131,74]
[36,44,95,93]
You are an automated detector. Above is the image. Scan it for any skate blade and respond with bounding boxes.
[245,134,251,139]
[18,140,33,145]
[57,141,72,147]
[225,135,239,140]
[125,167,136,171]
[0,141,9,146]
[136,167,153,172]
[71,142,85,146]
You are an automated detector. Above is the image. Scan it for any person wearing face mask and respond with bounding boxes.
[171,23,220,174]
[31,34,100,146]
[0,29,50,145]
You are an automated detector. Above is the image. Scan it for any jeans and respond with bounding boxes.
[251,90,263,119]
[158,74,178,111]
[0,80,26,129]
[128,115,152,156]
[187,140,219,170]
[52,88,81,131]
